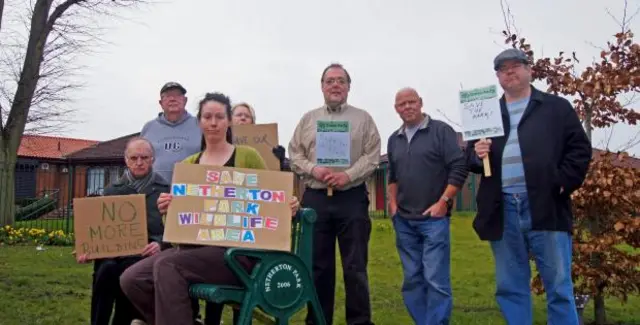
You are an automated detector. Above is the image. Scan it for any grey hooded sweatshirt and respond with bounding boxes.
[140,111,202,183]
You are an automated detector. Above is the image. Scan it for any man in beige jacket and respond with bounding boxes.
[289,63,381,325]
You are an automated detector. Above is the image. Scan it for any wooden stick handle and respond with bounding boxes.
[327,186,333,196]
[483,155,491,177]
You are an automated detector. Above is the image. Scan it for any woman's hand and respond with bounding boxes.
[157,193,173,215]
[290,196,300,217]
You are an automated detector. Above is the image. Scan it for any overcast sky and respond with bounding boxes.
[10,0,640,156]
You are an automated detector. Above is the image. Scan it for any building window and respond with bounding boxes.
[86,167,105,195]
[107,166,123,186]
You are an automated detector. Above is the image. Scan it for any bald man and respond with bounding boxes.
[386,88,468,325]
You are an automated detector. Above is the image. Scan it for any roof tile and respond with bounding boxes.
[65,132,140,161]
[18,135,99,160]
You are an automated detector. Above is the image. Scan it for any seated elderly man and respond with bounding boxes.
[76,136,171,325]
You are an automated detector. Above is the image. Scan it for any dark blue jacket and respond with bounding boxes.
[466,86,592,241]
[387,117,469,219]
[103,172,171,250]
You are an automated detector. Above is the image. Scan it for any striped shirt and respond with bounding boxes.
[501,97,530,193]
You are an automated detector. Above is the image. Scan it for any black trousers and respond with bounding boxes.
[91,256,143,325]
[303,185,374,325]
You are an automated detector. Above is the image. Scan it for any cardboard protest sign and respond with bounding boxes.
[73,194,148,259]
[459,85,505,177]
[163,163,294,252]
[316,120,351,196]
[232,123,280,170]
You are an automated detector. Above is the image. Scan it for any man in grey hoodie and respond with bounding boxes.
[140,82,202,183]
[139,82,206,324]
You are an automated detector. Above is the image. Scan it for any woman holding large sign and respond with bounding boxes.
[120,92,300,325]
[231,102,290,172]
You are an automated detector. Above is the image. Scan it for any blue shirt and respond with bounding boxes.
[501,97,529,193]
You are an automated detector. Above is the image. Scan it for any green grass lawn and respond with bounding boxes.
[0,215,638,325]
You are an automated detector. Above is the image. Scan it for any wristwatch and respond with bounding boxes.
[441,195,452,208]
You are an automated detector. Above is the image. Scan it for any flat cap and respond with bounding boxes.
[493,48,529,71]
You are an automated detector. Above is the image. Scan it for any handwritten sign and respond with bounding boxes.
[315,120,351,167]
[232,123,280,170]
[163,163,294,251]
[459,85,504,141]
[73,194,148,259]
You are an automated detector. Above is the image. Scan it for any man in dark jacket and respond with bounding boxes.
[387,87,469,325]
[466,48,592,325]
[77,136,170,325]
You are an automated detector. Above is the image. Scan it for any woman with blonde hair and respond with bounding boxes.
[231,102,290,171]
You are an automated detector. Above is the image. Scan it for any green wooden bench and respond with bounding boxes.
[189,207,326,325]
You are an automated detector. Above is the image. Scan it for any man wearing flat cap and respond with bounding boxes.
[465,48,592,325]
[140,82,202,183]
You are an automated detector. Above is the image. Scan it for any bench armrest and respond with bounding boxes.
[223,208,316,287]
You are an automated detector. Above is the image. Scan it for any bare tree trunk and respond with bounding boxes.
[0,0,5,33]
[584,103,593,141]
[0,141,17,226]
[594,287,606,325]
[0,0,147,227]
[0,0,52,226]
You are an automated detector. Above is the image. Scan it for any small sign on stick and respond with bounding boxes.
[459,85,505,177]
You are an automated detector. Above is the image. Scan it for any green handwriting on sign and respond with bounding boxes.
[459,85,497,103]
[317,121,349,133]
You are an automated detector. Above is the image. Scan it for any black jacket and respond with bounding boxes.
[466,86,592,241]
[103,172,171,250]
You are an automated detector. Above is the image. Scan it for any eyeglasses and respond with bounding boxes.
[498,63,524,73]
[323,78,348,85]
[126,155,151,162]
[161,93,184,100]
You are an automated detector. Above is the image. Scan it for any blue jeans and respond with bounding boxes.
[392,214,452,325]
[490,193,579,325]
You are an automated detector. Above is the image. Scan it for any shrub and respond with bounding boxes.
[0,225,74,246]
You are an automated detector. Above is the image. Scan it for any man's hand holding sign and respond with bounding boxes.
[459,84,505,177]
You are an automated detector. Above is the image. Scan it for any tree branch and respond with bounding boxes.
[0,0,5,35]
[436,108,461,128]
[615,128,640,152]
[606,0,640,33]
[499,0,519,37]
[46,0,84,36]
[1,0,148,140]
[605,124,615,150]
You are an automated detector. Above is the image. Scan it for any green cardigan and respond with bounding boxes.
[182,145,267,170]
